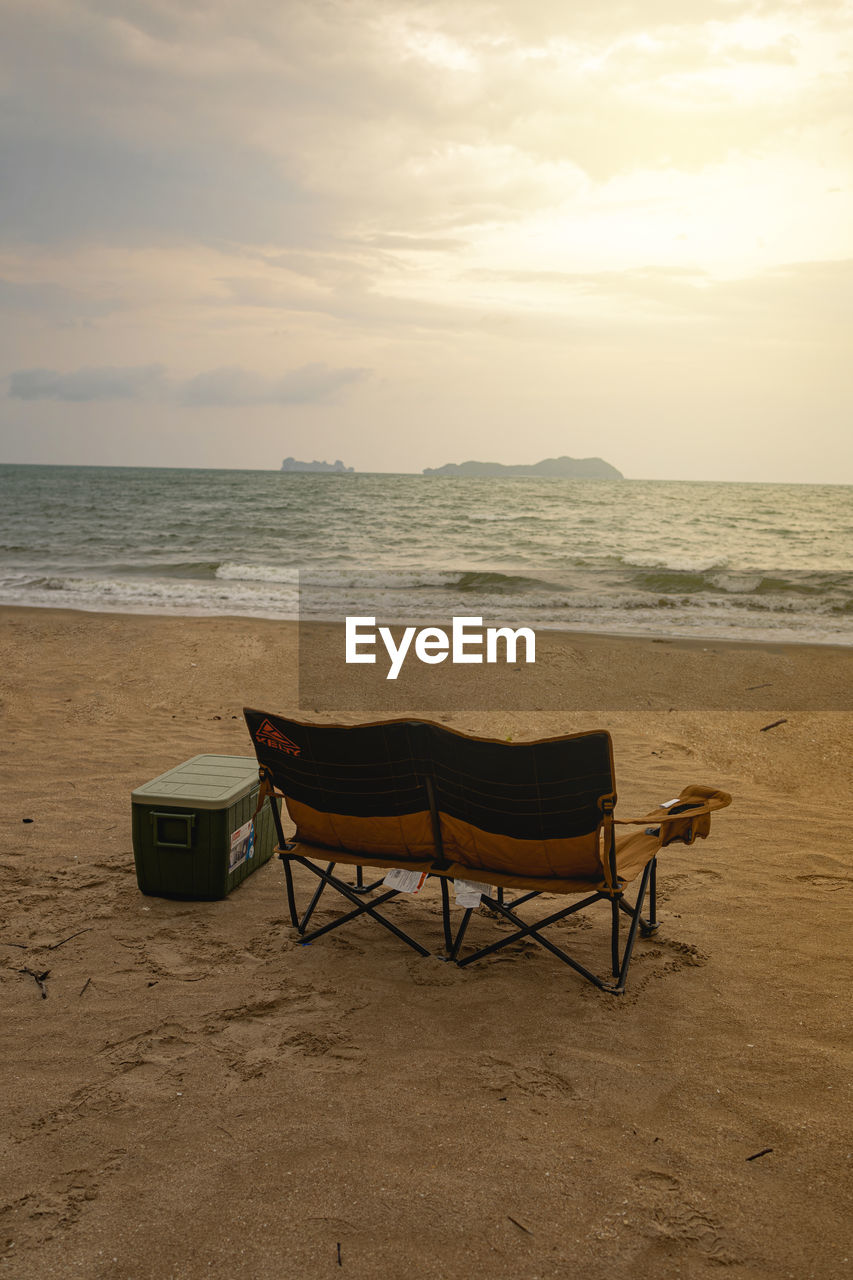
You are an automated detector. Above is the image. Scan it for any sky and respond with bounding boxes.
[0,0,851,482]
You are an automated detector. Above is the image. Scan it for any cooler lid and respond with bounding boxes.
[132,755,261,810]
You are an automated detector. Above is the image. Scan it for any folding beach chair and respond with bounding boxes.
[245,710,731,994]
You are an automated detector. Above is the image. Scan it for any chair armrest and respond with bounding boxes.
[614,786,731,846]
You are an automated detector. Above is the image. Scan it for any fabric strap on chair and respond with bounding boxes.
[252,769,276,819]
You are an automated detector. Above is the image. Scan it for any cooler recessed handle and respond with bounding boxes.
[150,811,196,849]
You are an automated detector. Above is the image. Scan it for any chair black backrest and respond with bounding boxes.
[245,711,430,817]
[244,710,615,845]
[424,720,614,841]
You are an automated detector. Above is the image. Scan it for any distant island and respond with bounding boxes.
[281,457,354,473]
[278,454,623,478]
[422,456,623,480]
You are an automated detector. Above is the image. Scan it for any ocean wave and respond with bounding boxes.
[215,564,564,594]
[0,572,300,617]
[216,563,482,590]
[1,567,851,643]
[632,570,721,595]
[2,564,851,630]
[449,570,553,594]
[619,554,730,573]
[752,573,852,597]
[140,560,223,580]
[626,566,853,602]
[215,562,301,585]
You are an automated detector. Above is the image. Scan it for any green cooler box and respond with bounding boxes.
[132,754,278,899]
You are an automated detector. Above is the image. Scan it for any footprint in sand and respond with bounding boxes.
[654,938,708,967]
[793,873,851,890]
[0,1150,125,1249]
[405,955,460,986]
[633,1169,680,1192]
[473,1053,579,1100]
[627,1169,744,1265]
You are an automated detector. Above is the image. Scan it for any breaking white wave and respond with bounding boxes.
[0,571,300,618]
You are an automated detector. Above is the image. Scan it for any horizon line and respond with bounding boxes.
[0,460,851,486]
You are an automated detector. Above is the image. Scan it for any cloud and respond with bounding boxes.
[465,256,853,337]
[0,131,324,248]
[356,233,469,251]
[218,272,490,333]
[8,363,166,401]
[179,363,369,405]
[0,278,122,320]
[0,0,848,253]
[6,361,369,405]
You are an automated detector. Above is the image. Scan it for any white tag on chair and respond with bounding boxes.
[383,868,428,894]
[660,798,681,808]
[454,878,485,908]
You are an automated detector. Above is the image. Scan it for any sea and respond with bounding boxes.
[0,464,851,645]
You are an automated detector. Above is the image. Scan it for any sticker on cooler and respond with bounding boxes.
[229,818,255,871]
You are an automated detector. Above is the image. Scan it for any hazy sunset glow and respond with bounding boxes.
[1,0,851,480]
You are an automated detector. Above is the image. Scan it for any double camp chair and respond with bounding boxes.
[245,710,731,994]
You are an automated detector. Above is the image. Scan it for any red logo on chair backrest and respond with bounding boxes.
[255,719,301,755]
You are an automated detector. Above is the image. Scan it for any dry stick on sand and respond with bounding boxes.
[47,927,93,951]
[508,1216,534,1235]
[760,719,788,732]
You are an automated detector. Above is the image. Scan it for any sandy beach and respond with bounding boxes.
[1,606,851,1279]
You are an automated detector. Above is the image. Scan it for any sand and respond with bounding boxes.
[1,607,851,1280]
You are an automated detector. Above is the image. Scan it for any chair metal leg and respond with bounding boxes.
[641,858,659,936]
[440,876,454,953]
[293,857,431,957]
[278,844,659,992]
[270,795,300,928]
[456,892,616,991]
[453,874,659,995]
[298,861,336,933]
[350,865,384,895]
[506,890,540,910]
[611,896,621,978]
[614,859,654,993]
[616,858,659,938]
[280,854,299,928]
[448,907,473,961]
